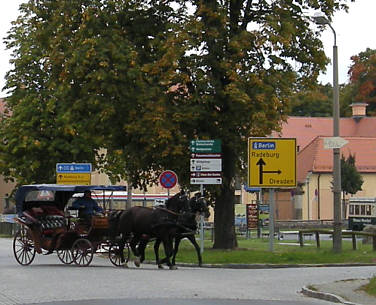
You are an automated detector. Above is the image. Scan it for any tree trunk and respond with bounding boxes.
[213,144,238,249]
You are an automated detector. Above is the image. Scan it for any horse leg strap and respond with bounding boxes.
[180,231,195,237]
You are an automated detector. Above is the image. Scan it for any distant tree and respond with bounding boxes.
[288,84,332,117]
[288,82,358,118]
[348,48,376,115]
[339,83,357,117]
[341,154,363,218]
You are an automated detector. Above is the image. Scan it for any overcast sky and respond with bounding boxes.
[0,0,375,96]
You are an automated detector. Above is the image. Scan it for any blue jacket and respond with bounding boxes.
[72,197,103,216]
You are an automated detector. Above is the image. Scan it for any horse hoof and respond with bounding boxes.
[134,257,141,267]
[169,265,178,270]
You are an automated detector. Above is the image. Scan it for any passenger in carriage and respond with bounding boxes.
[72,190,103,225]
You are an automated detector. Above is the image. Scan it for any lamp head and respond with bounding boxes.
[312,14,330,25]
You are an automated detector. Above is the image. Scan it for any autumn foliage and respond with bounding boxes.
[348,48,376,108]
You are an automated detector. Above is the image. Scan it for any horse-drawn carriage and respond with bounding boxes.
[13,184,129,267]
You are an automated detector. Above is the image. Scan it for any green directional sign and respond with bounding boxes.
[190,139,221,153]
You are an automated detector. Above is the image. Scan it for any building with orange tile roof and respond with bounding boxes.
[272,103,376,221]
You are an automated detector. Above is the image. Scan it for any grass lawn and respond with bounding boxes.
[142,234,376,297]
[361,276,376,297]
[141,235,376,265]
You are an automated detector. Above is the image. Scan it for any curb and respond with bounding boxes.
[172,262,376,269]
[301,286,359,305]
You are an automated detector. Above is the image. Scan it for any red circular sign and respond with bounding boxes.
[159,170,178,189]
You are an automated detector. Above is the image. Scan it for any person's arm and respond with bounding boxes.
[72,199,84,209]
[93,200,103,213]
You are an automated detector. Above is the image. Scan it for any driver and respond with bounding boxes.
[72,190,103,224]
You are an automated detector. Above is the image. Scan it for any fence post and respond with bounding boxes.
[315,231,320,248]
[352,233,357,250]
[299,231,304,247]
[373,235,376,251]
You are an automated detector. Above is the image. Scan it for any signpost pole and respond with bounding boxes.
[257,190,261,239]
[268,188,275,252]
[200,184,205,254]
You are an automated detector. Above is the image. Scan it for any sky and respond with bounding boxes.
[0,0,375,96]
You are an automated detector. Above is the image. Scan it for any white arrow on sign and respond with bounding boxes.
[323,137,349,149]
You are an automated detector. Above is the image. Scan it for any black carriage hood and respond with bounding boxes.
[15,184,126,215]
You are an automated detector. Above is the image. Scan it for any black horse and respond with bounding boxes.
[137,192,210,268]
[109,191,192,269]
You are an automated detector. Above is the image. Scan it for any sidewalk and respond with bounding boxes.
[302,279,376,305]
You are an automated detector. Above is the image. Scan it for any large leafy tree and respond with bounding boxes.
[1,0,184,186]
[0,1,100,184]
[155,0,349,249]
[348,48,376,114]
[1,0,350,249]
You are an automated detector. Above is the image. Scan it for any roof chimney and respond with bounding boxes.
[350,103,368,121]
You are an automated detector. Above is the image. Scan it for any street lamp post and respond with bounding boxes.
[313,15,342,252]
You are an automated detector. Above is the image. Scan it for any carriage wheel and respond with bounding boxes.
[71,239,94,267]
[109,243,130,267]
[57,249,74,264]
[13,227,36,266]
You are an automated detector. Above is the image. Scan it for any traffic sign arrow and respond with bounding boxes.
[256,158,281,184]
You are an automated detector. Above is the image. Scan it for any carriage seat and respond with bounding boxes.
[91,215,109,229]
[22,205,66,235]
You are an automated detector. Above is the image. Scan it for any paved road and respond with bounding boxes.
[1,238,375,305]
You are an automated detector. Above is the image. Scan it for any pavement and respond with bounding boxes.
[301,278,376,305]
[190,263,376,305]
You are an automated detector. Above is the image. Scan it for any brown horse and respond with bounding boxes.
[109,191,192,269]
[137,192,210,268]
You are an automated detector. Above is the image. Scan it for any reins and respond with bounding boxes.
[154,206,181,216]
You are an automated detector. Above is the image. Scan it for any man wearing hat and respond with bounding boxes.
[72,190,103,225]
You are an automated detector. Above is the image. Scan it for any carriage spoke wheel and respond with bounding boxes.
[109,243,130,267]
[57,249,73,264]
[71,239,94,267]
[13,228,36,266]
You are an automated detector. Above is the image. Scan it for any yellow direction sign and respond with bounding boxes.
[248,138,296,188]
[56,173,91,185]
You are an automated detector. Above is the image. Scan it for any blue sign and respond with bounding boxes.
[252,142,276,150]
[56,163,92,173]
[0,214,16,223]
[243,185,261,192]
